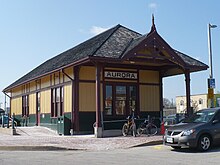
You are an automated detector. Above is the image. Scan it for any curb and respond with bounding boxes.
[133,140,163,148]
[0,146,78,151]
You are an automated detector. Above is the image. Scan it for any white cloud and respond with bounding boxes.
[148,3,157,10]
[90,26,109,35]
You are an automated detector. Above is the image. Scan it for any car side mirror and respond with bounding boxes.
[212,120,219,124]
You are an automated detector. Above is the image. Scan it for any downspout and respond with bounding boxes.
[61,68,80,133]
[61,69,74,133]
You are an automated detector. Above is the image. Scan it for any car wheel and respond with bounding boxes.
[197,134,211,152]
[171,146,181,150]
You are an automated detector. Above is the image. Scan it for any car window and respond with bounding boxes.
[183,110,216,123]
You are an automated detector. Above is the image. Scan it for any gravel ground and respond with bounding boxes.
[0,127,163,151]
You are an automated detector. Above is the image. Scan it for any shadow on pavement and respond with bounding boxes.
[170,145,220,153]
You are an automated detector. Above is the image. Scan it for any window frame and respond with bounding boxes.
[51,86,64,118]
[22,95,29,117]
[104,83,138,117]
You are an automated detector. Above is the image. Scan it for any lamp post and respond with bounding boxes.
[207,23,217,108]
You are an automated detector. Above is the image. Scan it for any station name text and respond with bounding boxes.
[104,71,137,80]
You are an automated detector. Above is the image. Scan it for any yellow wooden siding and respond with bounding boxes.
[30,81,36,92]
[11,97,22,115]
[63,67,73,82]
[79,83,96,112]
[54,72,60,85]
[105,67,137,72]
[11,87,22,97]
[24,84,30,93]
[40,90,51,114]
[60,73,64,84]
[139,70,159,83]
[51,74,54,86]
[29,93,36,115]
[137,49,152,55]
[64,85,72,113]
[140,85,160,112]
[79,66,96,80]
[41,76,50,88]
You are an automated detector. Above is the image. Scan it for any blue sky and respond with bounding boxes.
[0,0,220,108]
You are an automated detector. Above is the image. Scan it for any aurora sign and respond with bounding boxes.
[104,71,137,80]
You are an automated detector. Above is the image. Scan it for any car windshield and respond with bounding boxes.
[183,110,216,123]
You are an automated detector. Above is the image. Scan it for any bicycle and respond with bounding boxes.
[137,116,157,136]
[122,115,137,137]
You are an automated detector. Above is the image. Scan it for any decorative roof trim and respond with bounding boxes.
[121,30,187,68]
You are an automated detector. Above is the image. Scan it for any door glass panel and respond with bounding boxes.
[104,85,112,115]
[129,86,136,113]
[115,86,126,115]
[56,88,60,102]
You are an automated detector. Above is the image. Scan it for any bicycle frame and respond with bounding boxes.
[137,117,157,136]
[122,116,137,137]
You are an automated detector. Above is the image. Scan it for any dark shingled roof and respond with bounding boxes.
[3,24,208,91]
[174,50,207,67]
[122,34,148,56]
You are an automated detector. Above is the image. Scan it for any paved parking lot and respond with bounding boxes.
[1,145,220,165]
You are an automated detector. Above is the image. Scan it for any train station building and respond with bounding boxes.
[3,17,208,137]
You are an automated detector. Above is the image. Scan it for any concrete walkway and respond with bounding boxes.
[0,126,163,151]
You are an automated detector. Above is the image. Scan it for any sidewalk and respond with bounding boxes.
[0,127,163,151]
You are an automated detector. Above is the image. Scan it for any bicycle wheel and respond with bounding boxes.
[131,123,136,137]
[137,124,145,136]
[122,123,129,136]
[146,124,157,136]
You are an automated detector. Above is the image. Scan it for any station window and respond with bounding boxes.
[180,100,184,106]
[115,86,126,115]
[199,98,203,105]
[104,85,113,115]
[51,86,64,118]
[104,84,137,116]
[22,95,29,117]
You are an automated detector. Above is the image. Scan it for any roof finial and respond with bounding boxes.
[150,14,156,32]
[152,14,155,25]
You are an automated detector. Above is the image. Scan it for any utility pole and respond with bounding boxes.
[207,23,217,108]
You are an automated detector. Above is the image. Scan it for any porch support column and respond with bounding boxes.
[159,72,163,121]
[72,66,80,132]
[94,63,103,138]
[185,70,192,117]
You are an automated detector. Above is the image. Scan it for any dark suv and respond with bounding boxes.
[163,108,220,151]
